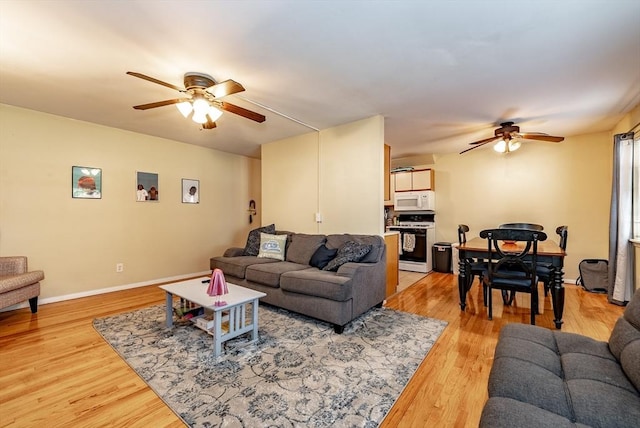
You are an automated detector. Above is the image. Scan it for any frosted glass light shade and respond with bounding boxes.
[192,98,210,115]
[176,101,192,118]
[208,105,223,122]
[192,110,208,124]
[493,139,521,153]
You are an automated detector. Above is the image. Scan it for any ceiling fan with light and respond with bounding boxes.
[126,71,266,129]
[460,121,564,154]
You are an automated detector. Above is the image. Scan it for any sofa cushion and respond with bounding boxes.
[568,378,640,426]
[280,269,352,301]
[487,319,640,427]
[326,234,383,264]
[286,234,326,265]
[480,397,587,428]
[323,241,372,272]
[245,262,309,288]
[488,352,572,419]
[210,256,278,279]
[309,245,338,270]
[257,233,287,261]
[609,291,640,391]
[243,224,276,256]
[620,340,640,393]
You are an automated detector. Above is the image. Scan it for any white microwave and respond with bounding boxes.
[394,190,435,211]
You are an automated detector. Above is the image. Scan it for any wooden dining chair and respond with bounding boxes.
[537,226,568,296]
[480,228,547,325]
[458,224,489,304]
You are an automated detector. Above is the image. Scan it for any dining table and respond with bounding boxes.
[457,236,567,329]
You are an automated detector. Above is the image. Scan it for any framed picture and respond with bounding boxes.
[72,166,102,199]
[137,171,159,202]
[182,179,199,204]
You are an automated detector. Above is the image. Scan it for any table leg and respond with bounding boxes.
[551,267,565,329]
[251,299,259,341]
[214,310,223,357]
[458,257,469,310]
[165,292,174,328]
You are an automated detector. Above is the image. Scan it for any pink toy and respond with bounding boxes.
[207,268,229,306]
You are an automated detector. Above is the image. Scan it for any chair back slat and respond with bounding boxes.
[458,224,470,245]
[556,225,568,251]
[479,228,547,283]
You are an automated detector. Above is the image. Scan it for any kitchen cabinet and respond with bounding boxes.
[384,232,399,297]
[393,168,434,191]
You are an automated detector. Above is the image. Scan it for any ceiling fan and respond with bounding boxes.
[126,71,266,129]
[460,121,564,154]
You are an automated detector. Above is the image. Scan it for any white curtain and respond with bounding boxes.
[608,132,635,304]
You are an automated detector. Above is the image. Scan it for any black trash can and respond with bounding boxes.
[432,242,452,273]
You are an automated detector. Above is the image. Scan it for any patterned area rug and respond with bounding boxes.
[93,304,447,427]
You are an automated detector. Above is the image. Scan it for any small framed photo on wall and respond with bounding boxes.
[137,171,159,202]
[182,179,199,204]
[72,166,102,199]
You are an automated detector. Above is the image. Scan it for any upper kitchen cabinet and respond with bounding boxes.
[394,168,434,191]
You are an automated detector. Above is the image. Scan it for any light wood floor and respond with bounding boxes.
[0,274,624,427]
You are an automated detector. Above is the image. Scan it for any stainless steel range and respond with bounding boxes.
[386,212,436,273]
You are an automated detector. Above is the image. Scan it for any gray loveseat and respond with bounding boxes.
[480,290,640,427]
[210,232,386,333]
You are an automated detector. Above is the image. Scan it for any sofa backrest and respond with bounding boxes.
[609,291,640,391]
[326,234,385,264]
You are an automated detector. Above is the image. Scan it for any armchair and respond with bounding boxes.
[0,257,45,313]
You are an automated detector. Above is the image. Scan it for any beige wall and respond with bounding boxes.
[412,131,612,280]
[262,116,385,235]
[261,132,319,232]
[0,104,260,301]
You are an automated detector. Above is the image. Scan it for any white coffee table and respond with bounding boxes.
[159,277,266,357]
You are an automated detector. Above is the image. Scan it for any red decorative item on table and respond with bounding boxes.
[207,268,228,306]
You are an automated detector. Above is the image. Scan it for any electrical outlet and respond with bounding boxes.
[116,263,124,273]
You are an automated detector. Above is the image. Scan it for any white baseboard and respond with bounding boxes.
[1,271,211,312]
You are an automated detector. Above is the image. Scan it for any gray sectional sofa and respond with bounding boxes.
[210,231,386,333]
[480,290,640,427]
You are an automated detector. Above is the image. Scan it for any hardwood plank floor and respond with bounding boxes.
[0,273,624,427]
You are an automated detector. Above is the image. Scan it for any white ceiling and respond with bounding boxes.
[1,0,639,159]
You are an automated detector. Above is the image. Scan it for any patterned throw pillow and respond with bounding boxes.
[322,241,372,272]
[257,233,287,261]
[243,224,276,256]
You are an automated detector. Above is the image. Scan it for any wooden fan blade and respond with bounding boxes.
[460,140,495,154]
[469,136,501,146]
[220,102,266,123]
[132,98,189,110]
[207,79,245,98]
[518,132,564,142]
[127,71,184,92]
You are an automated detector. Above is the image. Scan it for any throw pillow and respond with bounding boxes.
[309,244,338,270]
[286,234,327,265]
[243,224,276,256]
[257,233,287,261]
[323,241,372,272]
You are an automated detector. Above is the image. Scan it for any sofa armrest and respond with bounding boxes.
[0,256,28,276]
[0,271,45,293]
[223,247,246,257]
[337,247,387,316]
